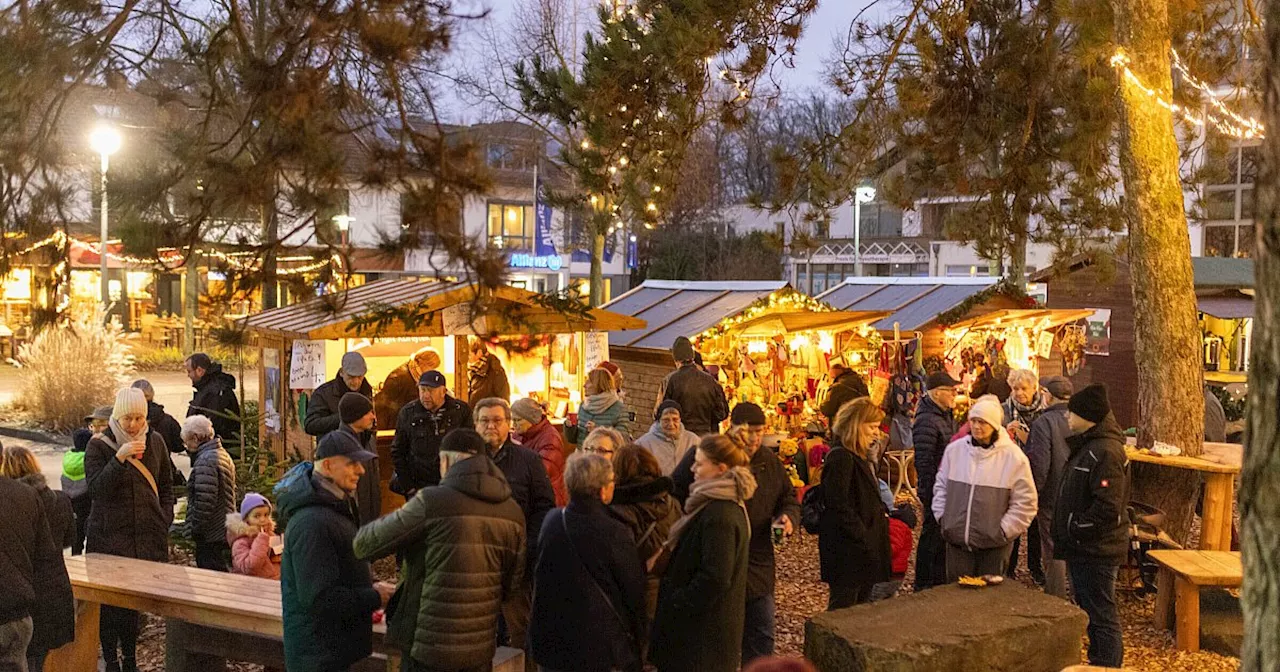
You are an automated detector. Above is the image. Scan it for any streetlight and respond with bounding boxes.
[333,214,353,247]
[853,185,876,276]
[89,124,122,306]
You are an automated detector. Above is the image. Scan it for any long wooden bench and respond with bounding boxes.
[1149,550,1243,652]
[44,553,524,672]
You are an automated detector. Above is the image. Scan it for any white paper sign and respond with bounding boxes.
[584,332,609,371]
[1035,331,1055,360]
[289,340,327,390]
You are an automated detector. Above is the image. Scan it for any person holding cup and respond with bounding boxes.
[84,387,177,672]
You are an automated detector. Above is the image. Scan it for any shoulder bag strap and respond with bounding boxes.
[106,431,160,498]
[559,510,636,644]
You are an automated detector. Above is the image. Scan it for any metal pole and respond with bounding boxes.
[854,197,862,276]
[99,152,110,307]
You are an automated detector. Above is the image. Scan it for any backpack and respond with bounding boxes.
[271,461,313,529]
[800,483,825,534]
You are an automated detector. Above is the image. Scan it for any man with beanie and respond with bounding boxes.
[511,398,567,507]
[912,371,959,590]
[656,335,729,436]
[132,379,186,485]
[355,429,525,672]
[1025,376,1074,597]
[334,392,382,525]
[391,370,473,499]
[1054,383,1128,668]
[932,396,1037,581]
[635,400,698,475]
[185,352,241,442]
[280,430,396,672]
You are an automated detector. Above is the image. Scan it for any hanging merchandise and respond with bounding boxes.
[1060,325,1086,375]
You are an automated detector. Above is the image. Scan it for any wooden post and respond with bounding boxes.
[1153,567,1174,630]
[1200,472,1234,551]
[1174,576,1201,652]
[454,334,470,403]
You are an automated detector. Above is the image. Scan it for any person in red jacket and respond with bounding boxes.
[872,502,917,601]
[512,398,568,507]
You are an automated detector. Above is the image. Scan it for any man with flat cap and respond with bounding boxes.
[391,370,474,499]
[1026,375,1074,597]
[912,370,960,590]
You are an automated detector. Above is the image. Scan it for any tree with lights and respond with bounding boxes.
[514,0,815,306]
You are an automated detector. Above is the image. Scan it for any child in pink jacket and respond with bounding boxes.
[225,492,281,580]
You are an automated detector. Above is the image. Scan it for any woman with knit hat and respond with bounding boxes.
[226,493,282,580]
[84,387,176,672]
[931,396,1037,582]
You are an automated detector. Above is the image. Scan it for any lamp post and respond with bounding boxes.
[333,214,353,247]
[89,125,122,307]
[853,185,876,276]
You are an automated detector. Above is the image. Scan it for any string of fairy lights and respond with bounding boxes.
[4,232,337,277]
[1111,47,1265,140]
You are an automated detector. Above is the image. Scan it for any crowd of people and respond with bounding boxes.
[0,339,1137,672]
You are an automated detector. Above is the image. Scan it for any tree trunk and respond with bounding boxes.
[184,247,198,355]
[1111,0,1205,543]
[1240,11,1280,670]
[590,229,605,307]
[261,204,279,310]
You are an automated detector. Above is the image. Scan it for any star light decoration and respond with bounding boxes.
[1111,48,1265,139]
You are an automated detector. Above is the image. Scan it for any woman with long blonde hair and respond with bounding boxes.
[818,398,892,609]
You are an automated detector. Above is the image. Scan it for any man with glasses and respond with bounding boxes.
[473,397,555,671]
[912,371,960,591]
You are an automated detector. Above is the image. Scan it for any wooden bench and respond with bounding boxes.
[44,553,524,672]
[1149,550,1242,652]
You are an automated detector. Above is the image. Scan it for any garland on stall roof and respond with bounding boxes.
[696,289,834,341]
[935,279,1039,328]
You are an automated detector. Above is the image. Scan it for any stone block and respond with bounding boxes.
[805,583,1088,672]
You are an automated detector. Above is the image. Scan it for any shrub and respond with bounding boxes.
[133,342,259,372]
[17,305,135,432]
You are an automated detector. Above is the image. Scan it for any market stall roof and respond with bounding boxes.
[1030,254,1254,290]
[817,277,998,331]
[604,280,883,351]
[1198,292,1254,319]
[242,277,645,340]
[730,310,891,337]
[942,308,1097,330]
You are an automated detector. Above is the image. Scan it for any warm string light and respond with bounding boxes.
[1111,48,1265,139]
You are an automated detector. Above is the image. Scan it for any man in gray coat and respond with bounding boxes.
[1025,376,1073,598]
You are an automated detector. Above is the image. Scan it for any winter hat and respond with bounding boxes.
[441,428,485,455]
[511,398,544,424]
[240,492,272,520]
[1068,384,1110,424]
[597,361,620,379]
[84,405,112,424]
[672,336,696,363]
[340,352,368,377]
[731,402,767,426]
[72,428,93,452]
[338,392,374,424]
[655,399,682,421]
[968,397,1005,431]
[1041,376,1074,401]
[113,387,148,420]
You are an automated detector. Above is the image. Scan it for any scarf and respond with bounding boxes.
[1006,390,1049,423]
[108,416,149,446]
[582,390,620,414]
[664,466,758,551]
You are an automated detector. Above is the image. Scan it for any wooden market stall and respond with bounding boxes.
[1031,256,1254,428]
[242,277,645,512]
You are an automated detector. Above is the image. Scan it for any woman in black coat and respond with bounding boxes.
[820,397,892,609]
[650,435,756,672]
[1,445,75,671]
[85,388,176,672]
[530,452,647,672]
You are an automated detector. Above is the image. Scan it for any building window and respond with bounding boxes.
[486,143,532,171]
[488,202,535,250]
[1201,141,1258,258]
[945,264,992,277]
[856,202,905,238]
[402,191,461,246]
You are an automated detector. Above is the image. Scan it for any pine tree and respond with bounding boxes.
[513,0,815,306]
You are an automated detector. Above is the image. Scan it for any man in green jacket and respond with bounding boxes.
[354,429,525,672]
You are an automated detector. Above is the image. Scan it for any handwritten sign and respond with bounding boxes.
[1035,331,1055,360]
[583,332,609,371]
[289,340,327,390]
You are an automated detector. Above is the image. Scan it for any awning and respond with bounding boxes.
[729,310,892,337]
[943,308,1097,330]
[1198,295,1253,319]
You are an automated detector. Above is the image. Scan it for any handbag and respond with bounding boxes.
[560,511,638,647]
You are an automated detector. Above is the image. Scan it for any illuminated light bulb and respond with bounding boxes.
[618,156,629,166]
[652,185,661,193]
[619,104,628,112]
[646,202,657,212]
[589,195,599,206]
[608,166,618,175]
[580,139,591,150]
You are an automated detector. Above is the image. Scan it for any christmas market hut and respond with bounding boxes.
[1031,255,1253,430]
[242,276,645,511]
[602,280,890,432]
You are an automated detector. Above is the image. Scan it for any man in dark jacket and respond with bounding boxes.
[0,475,74,671]
[1054,384,1129,669]
[391,370,473,498]
[820,363,871,422]
[474,397,555,670]
[185,352,242,443]
[305,353,381,525]
[912,371,959,591]
[355,429,524,672]
[336,393,383,526]
[469,340,510,404]
[374,348,442,430]
[281,431,395,672]
[1025,376,1073,598]
[181,415,236,571]
[132,379,186,486]
[659,336,729,436]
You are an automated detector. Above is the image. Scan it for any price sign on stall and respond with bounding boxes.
[583,332,609,371]
[289,340,327,390]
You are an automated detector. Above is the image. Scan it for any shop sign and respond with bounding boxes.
[583,332,609,370]
[509,253,562,271]
[289,340,327,389]
[1085,309,1111,356]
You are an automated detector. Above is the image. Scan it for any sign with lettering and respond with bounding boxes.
[1085,309,1111,356]
[583,332,609,371]
[509,253,563,271]
[289,340,327,390]
[1035,330,1055,360]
